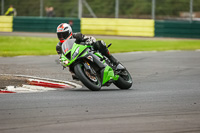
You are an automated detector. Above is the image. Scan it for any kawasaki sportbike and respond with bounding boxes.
[60,39,132,91]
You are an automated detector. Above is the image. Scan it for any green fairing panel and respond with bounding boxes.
[95,52,103,58]
[60,54,68,67]
[102,66,119,85]
[61,43,89,66]
[94,52,105,63]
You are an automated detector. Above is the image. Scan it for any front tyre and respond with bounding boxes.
[114,69,132,90]
[74,63,101,91]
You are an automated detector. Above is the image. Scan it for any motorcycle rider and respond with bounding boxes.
[56,23,119,67]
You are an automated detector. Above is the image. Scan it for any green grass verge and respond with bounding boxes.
[0,36,200,56]
[104,39,200,53]
[0,36,57,57]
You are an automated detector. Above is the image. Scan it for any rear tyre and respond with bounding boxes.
[74,63,101,91]
[114,69,132,90]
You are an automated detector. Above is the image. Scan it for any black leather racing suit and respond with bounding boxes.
[56,33,118,65]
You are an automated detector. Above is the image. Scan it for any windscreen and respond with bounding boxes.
[62,39,76,54]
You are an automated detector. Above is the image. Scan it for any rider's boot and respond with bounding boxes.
[107,54,119,66]
[94,40,119,68]
[104,50,119,68]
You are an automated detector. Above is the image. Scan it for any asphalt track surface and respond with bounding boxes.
[0,50,200,133]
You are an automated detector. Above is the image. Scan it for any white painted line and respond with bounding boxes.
[5,85,56,93]
[22,85,56,92]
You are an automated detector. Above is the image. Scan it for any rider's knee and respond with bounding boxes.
[94,40,107,52]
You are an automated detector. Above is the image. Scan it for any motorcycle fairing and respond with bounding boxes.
[61,40,119,86]
[61,40,89,67]
[101,66,119,85]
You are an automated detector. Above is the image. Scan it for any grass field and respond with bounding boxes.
[0,36,200,56]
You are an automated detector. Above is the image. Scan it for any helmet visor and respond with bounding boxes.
[57,32,71,40]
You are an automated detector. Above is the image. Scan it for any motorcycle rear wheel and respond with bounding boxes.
[114,69,132,90]
[74,63,101,91]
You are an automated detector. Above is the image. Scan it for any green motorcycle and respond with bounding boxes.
[60,39,132,91]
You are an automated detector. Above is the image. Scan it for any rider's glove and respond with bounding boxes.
[73,33,85,43]
[84,36,96,45]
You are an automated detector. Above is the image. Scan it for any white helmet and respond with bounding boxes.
[57,23,72,41]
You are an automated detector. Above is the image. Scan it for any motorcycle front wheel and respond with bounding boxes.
[74,63,102,91]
